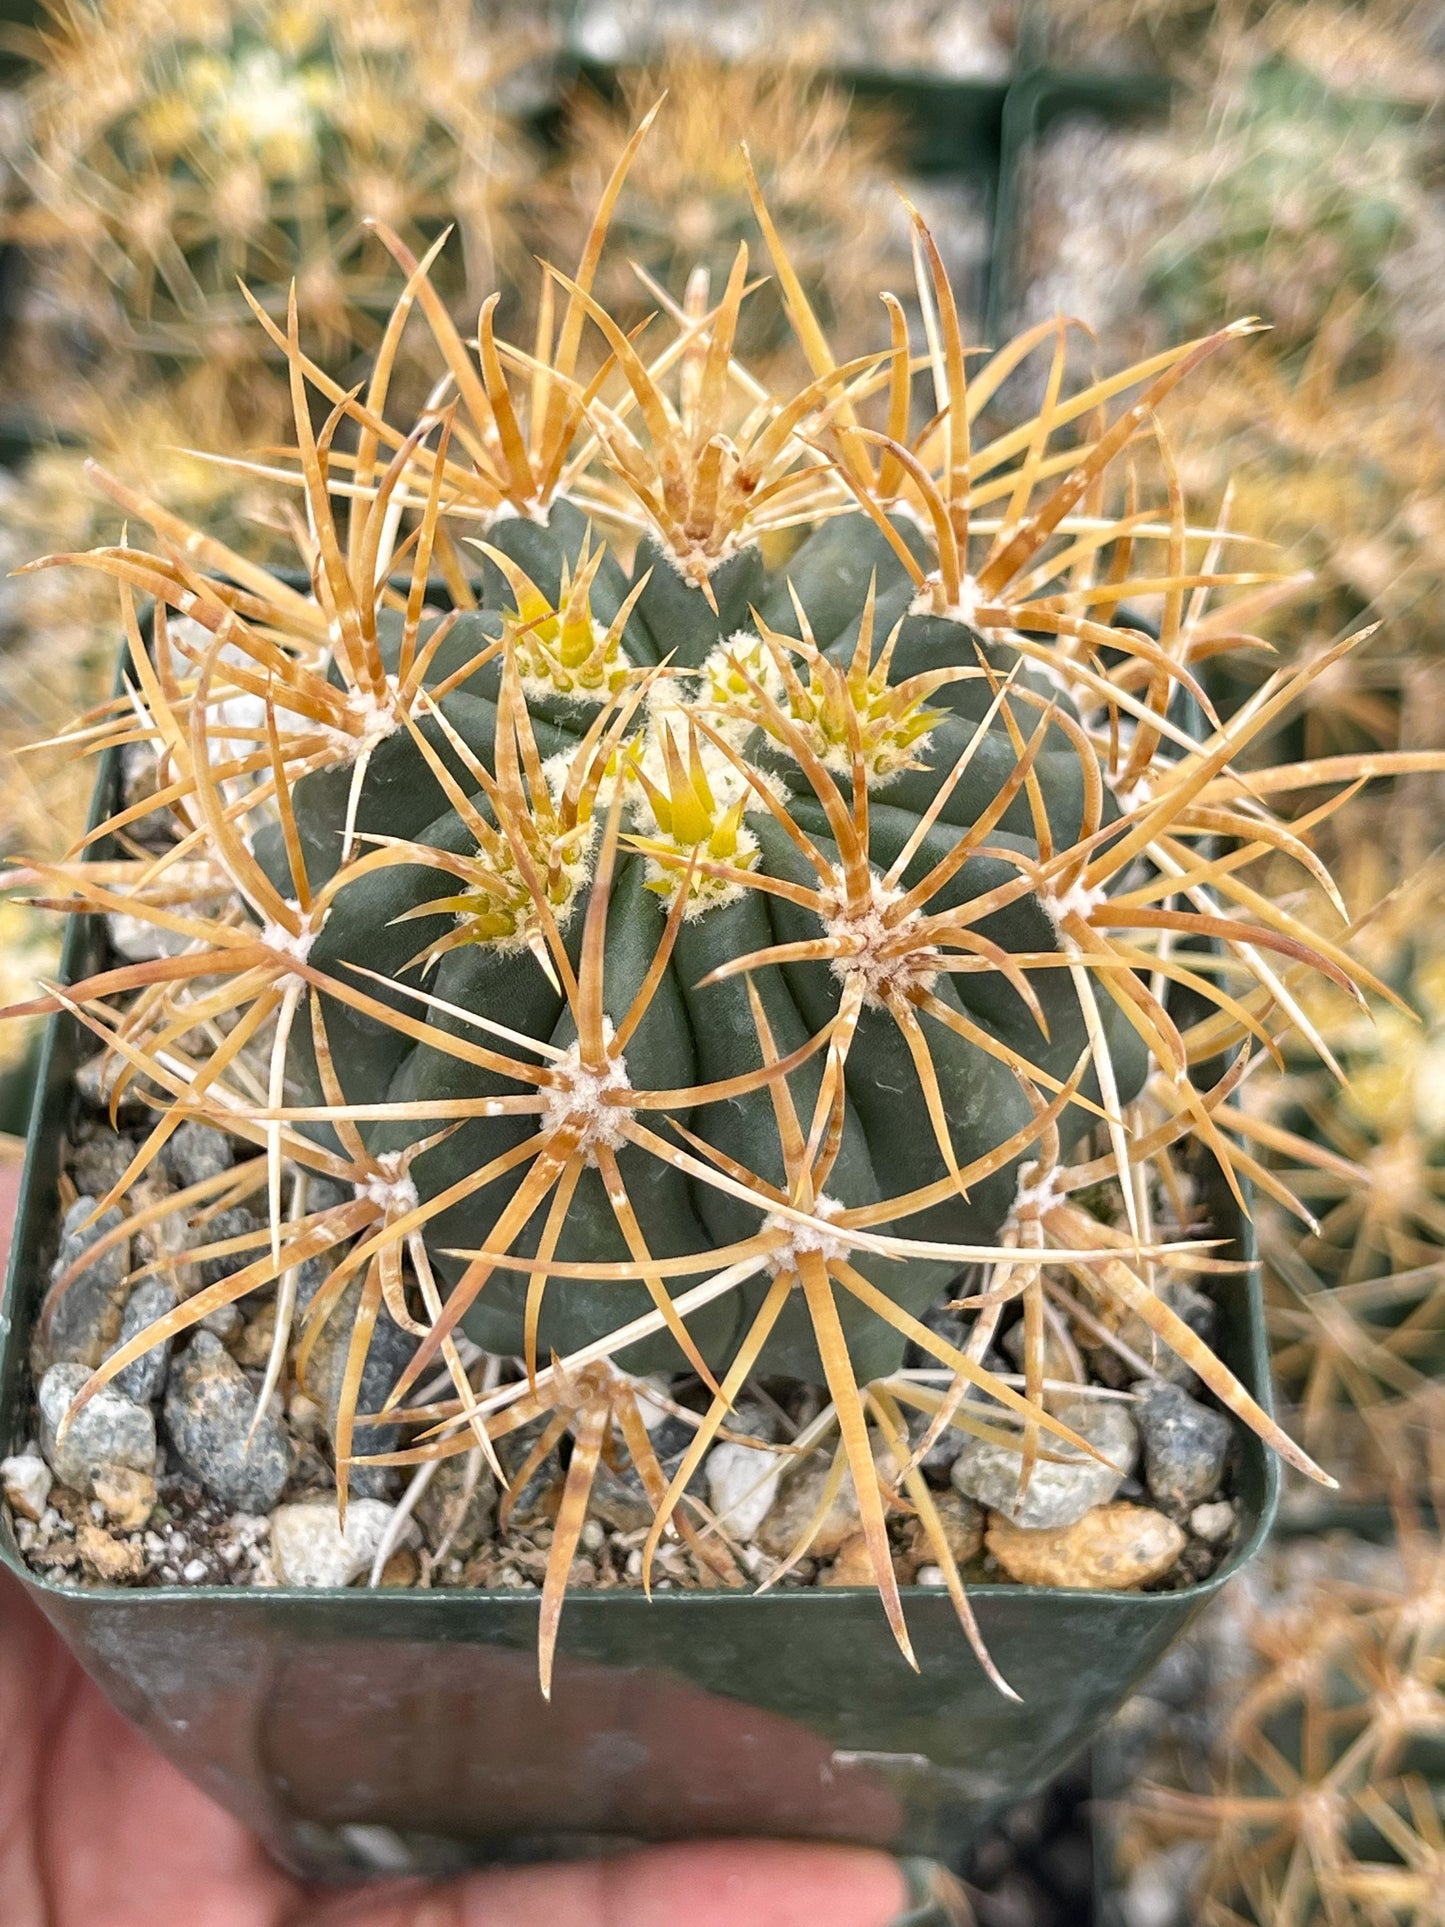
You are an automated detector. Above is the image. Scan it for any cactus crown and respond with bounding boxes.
[17,125,1438,1696]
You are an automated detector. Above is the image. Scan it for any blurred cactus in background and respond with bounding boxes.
[566,0,1016,78]
[1174,331,1445,766]
[1244,854,1445,1487]
[1147,57,1426,360]
[1119,1501,1445,1926]
[4,0,541,434]
[533,47,908,369]
[0,0,550,859]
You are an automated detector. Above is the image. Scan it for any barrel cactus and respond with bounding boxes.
[21,138,1433,1690]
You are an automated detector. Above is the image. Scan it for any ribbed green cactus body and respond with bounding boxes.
[269,506,1148,1380]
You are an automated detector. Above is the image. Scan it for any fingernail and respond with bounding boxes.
[888,1855,972,1926]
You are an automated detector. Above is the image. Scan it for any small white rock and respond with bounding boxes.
[1189,1500,1236,1545]
[1122,1840,1209,1927]
[615,1371,673,1432]
[268,1499,402,1589]
[704,1440,784,1542]
[180,1558,209,1583]
[914,1564,946,1587]
[2,1450,53,1522]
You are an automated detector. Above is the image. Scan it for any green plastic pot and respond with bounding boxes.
[0,627,1280,1879]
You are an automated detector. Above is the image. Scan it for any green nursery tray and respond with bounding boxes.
[0,0,40,82]
[987,67,1173,341]
[0,615,1280,1880]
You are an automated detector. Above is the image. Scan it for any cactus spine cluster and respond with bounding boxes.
[18,127,1435,1693]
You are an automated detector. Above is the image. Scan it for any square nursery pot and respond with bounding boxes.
[0,625,1281,1881]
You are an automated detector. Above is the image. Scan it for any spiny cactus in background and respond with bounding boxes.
[1175,328,1445,768]
[1123,1502,1445,1926]
[1244,853,1445,1471]
[566,0,1017,78]
[1044,0,1445,88]
[534,48,906,366]
[18,137,1444,1693]
[1147,55,1426,359]
[7,0,537,433]
[0,391,290,867]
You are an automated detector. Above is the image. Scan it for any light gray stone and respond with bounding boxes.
[1134,1381,1232,1509]
[1189,1500,1236,1545]
[38,1198,130,1370]
[1002,1316,1078,1383]
[106,913,173,963]
[269,1499,400,1588]
[74,1053,145,1117]
[37,1362,156,1491]
[119,738,160,812]
[910,1411,967,1486]
[190,1207,261,1291]
[161,1122,234,1192]
[297,1263,417,1499]
[163,1332,291,1511]
[68,1134,137,1200]
[705,1440,783,1540]
[110,1276,179,1404]
[951,1396,1137,1530]
[198,1304,244,1343]
[1102,1279,1217,1385]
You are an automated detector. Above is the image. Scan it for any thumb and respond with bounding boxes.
[292,1839,926,1927]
